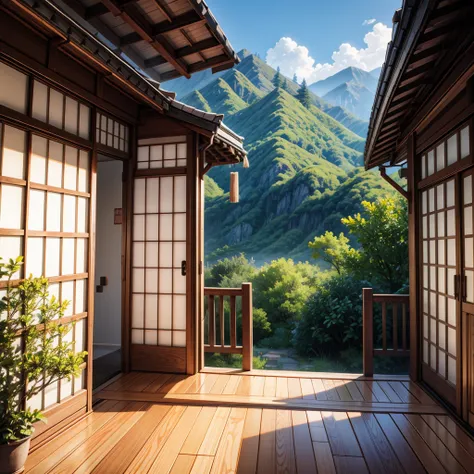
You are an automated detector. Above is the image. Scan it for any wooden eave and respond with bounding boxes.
[59,0,240,83]
[365,0,474,169]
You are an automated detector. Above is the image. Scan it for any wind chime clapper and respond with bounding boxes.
[230,155,249,203]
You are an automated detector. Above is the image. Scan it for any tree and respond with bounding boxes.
[205,254,256,287]
[296,79,312,108]
[341,198,408,292]
[281,79,288,91]
[272,66,282,89]
[293,73,298,84]
[308,231,355,274]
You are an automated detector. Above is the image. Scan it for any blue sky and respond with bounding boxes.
[206,0,401,82]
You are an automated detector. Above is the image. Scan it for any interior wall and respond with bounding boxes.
[94,159,123,348]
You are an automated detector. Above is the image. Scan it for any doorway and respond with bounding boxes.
[93,156,124,388]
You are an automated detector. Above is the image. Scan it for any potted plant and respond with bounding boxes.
[0,257,87,474]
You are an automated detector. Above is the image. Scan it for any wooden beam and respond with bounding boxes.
[120,11,205,45]
[379,167,409,199]
[85,3,109,19]
[188,54,233,74]
[99,0,190,78]
[150,0,173,22]
[175,37,220,58]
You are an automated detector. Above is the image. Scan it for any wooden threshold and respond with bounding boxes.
[96,389,447,415]
[201,367,411,381]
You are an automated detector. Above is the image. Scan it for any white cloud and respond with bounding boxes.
[363,18,376,25]
[265,22,392,84]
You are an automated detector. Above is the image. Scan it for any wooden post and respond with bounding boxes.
[230,172,239,203]
[241,282,253,371]
[363,288,374,377]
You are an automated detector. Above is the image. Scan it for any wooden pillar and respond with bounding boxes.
[363,288,374,377]
[407,133,420,381]
[242,282,253,371]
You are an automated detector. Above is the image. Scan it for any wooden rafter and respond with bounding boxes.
[98,0,190,78]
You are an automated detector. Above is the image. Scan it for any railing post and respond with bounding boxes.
[241,282,253,371]
[363,288,374,377]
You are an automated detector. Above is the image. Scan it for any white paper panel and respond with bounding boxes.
[64,146,78,190]
[48,141,63,188]
[465,270,474,303]
[134,179,145,214]
[46,192,62,231]
[0,236,22,280]
[133,242,145,267]
[164,144,176,161]
[62,238,75,275]
[159,214,172,241]
[0,61,28,113]
[133,215,145,241]
[158,330,172,346]
[75,319,85,352]
[2,125,25,179]
[132,329,144,344]
[173,295,186,329]
[26,237,44,278]
[138,147,149,162]
[159,295,172,329]
[77,197,88,233]
[145,294,158,329]
[74,369,85,393]
[146,178,159,213]
[62,281,74,317]
[0,184,23,229]
[436,144,445,171]
[32,81,48,122]
[75,279,86,313]
[448,357,456,385]
[464,237,473,267]
[64,97,79,135]
[132,295,144,328]
[146,214,159,241]
[160,177,173,212]
[79,105,90,140]
[159,242,172,267]
[45,238,60,277]
[28,189,45,231]
[159,269,172,293]
[44,380,58,408]
[460,126,470,159]
[30,135,47,184]
[174,213,187,241]
[133,268,144,292]
[438,351,446,378]
[146,242,158,266]
[77,151,89,193]
[76,238,87,273]
[150,145,162,162]
[174,176,186,213]
[63,195,76,233]
[447,134,458,166]
[446,180,455,207]
[49,89,64,129]
[173,270,186,294]
[173,242,186,268]
[464,175,472,205]
[145,330,157,345]
[177,143,187,159]
[145,268,158,293]
[173,331,186,347]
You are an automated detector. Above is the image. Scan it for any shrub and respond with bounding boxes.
[294,274,372,356]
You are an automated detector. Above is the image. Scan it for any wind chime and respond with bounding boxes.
[230,155,249,203]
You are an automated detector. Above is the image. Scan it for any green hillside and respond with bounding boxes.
[169,51,396,265]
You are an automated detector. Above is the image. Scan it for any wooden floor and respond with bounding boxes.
[26,371,474,473]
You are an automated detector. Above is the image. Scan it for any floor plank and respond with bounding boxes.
[263,376,277,397]
[222,375,242,395]
[236,408,262,474]
[257,409,276,474]
[210,407,247,474]
[377,381,403,403]
[390,413,447,474]
[313,442,336,474]
[124,405,186,473]
[292,410,318,473]
[374,413,426,474]
[209,374,231,395]
[275,409,296,474]
[348,412,404,474]
[435,415,474,454]
[190,456,214,474]
[143,373,173,393]
[287,377,303,399]
[170,454,196,474]
[300,378,316,400]
[322,411,362,457]
[198,407,232,455]
[388,381,419,404]
[322,379,340,401]
[334,456,369,474]
[276,376,289,398]
[146,406,202,474]
[92,404,170,474]
[307,411,329,443]
[312,379,329,401]
[181,406,218,455]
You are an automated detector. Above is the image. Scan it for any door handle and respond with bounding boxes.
[462,275,467,302]
[454,274,460,300]
[181,260,187,276]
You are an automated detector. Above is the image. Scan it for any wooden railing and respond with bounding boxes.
[204,283,253,370]
[363,288,410,377]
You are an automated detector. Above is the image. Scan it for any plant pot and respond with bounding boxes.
[0,436,31,474]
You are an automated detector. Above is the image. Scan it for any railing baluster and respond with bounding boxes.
[363,288,374,377]
[393,303,398,352]
[382,302,387,352]
[230,295,236,349]
[219,295,225,347]
[208,294,215,349]
[402,303,407,351]
[241,282,253,371]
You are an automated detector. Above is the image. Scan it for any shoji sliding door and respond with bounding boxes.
[131,136,191,373]
[0,59,94,443]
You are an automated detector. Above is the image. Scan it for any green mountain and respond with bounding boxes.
[165,51,396,265]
